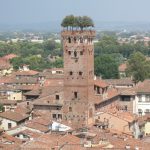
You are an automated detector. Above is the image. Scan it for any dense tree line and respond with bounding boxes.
[94,36,150,79]
[126,52,150,83]
[0,40,63,71]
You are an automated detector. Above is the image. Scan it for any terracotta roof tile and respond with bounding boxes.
[105,78,134,86]
[15,70,39,76]
[136,79,150,93]
[2,54,18,60]
[94,79,108,88]
[0,110,29,122]
[25,122,50,133]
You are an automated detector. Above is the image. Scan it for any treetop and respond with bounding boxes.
[61,15,94,30]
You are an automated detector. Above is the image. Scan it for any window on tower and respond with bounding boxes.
[74,37,77,43]
[74,92,78,99]
[68,51,71,55]
[69,71,73,75]
[68,37,71,43]
[80,51,83,55]
[69,107,72,112]
[80,38,83,43]
[56,95,59,100]
[79,71,83,76]
[74,51,77,58]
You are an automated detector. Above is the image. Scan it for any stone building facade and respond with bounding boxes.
[61,30,96,127]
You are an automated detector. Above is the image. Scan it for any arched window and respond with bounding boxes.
[74,92,78,98]
[69,107,72,112]
[80,38,83,43]
[74,37,77,43]
[74,50,77,58]
[68,37,71,43]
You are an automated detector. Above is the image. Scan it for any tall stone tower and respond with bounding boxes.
[61,29,96,127]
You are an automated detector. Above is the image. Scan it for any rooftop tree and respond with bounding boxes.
[61,15,94,30]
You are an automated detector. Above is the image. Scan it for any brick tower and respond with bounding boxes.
[61,29,96,127]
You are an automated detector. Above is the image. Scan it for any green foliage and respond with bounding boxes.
[61,15,94,30]
[126,52,150,83]
[7,40,62,71]
[52,58,63,68]
[95,36,119,56]
[94,54,119,79]
[95,36,150,58]
[0,104,4,112]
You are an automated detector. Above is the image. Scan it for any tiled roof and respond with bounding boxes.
[15,70,39,76]
[2,54,18,60]
[25,122,50,133]
[119,88,136,96]
[0,133,22,144]
[0,100,17,105]
[0,58,11,70]
[136,79,150,93]
[14,106,31,114]
[44,79,64,86]
[25,86,63,98]
[0,111,29,122]
[0,76,39,85]
[105,78,134,86]
[14,129,41,139]
[94,79,108,88]
[29,117,52,126]
[33,95,63,106]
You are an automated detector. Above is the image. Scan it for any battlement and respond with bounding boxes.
[61,30,96,38]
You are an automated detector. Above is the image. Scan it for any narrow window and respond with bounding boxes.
[74,92,78,98]
[69,107,72,112]
[68,51,71,55]
[68,37,71,43]
[74,37,77,43]
[79,71,83,76]
[52,114,57,119]
[74,51,77,57]
[56,95,59,100]
[69,71,73,75]
[80,51,83,55]
[8,123,12,129]
[80,38,83,43]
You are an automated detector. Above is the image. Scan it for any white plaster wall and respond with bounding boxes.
[135,95,150,115]
[0,118,17,130]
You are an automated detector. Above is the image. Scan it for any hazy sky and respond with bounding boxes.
[1,0,150,24]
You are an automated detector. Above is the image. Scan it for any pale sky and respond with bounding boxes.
[0,0,150,24]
